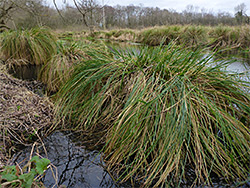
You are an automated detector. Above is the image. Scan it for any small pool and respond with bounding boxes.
[13,131,121,188]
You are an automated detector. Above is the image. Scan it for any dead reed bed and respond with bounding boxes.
[0,65,54,167]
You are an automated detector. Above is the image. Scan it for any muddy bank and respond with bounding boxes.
[0,69,54,167]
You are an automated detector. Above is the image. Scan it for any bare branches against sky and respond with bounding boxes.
[48,0,250,15]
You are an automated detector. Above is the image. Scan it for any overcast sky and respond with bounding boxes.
[47,0,250,15]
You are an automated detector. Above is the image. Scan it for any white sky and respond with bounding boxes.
[47,0,250,15]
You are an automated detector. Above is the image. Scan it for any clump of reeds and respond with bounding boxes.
[38,41,88,93]
[180,25,207,47]
[39,41,110,94]
[55,42,250,187]
[236,25,250,48]
[113,29,137,42]
[208,25,250,51]
[104,30,117,39]
[54,43,117,129]
[138,25,208,47]
[0,27,57,66]
[138,25,182,46]
[209,26,237,49]
[86,25,250,52]
[100,29,137,42]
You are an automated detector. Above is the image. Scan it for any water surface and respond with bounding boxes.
[14,131,119,188]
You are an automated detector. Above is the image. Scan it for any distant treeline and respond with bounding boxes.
[1,0,250,30]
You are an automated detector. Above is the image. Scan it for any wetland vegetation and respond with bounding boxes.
[0,1,250,187]
[0,26,249,187]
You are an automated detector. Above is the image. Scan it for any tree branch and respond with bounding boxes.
[73,0,88,26]
[53,0,66,22]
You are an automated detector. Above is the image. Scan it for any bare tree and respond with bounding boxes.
[0,0,50,30]
[53,0,102,30]
[73,0,98,27]
[0,0,15,31]
[234,3,249,24]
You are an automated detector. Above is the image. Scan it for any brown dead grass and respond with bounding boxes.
[0,66,54,167]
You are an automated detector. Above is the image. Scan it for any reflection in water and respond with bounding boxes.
[14,132,120,188]
[225,61,250,91]
[226,61,249,73]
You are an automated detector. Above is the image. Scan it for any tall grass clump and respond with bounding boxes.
[55,43,250,187]
[208,26,242,50]
[138,25,182,46]
[38,41,89,93]
[55,44,119,129]
[237,26,250,48]
[113,29,137,42]
[101,29,137,42]
[0,27,57,66]
[179,25,207,47]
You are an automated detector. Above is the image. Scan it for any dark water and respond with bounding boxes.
[13,132,120,188]
[8,64,42,80]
